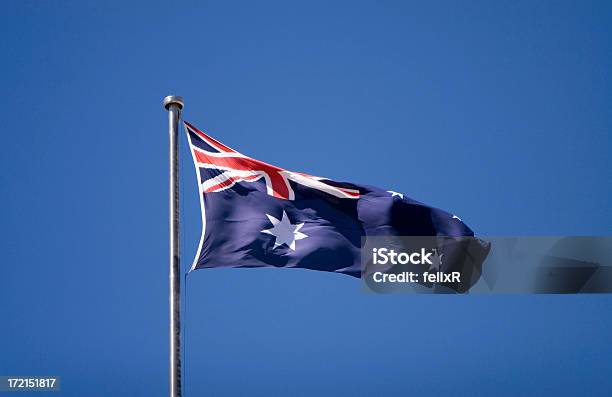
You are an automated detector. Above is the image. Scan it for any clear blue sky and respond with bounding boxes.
[1,1,611,396]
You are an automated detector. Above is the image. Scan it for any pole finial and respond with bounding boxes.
[163,95,184,110]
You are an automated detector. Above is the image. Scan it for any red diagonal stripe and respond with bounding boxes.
[185,121,237,154]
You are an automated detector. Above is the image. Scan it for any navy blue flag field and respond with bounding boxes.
[185,121,485,279]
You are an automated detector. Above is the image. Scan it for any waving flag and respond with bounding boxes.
[185,121,482,278]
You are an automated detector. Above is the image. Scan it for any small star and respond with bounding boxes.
[261,211,308,251]
[428,249,444,271]
[387,190,404,199]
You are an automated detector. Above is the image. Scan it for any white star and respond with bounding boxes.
[261,211,308,251]
[387,190,404,199]
[428,249,444,271]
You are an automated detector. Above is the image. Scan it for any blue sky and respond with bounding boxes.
[1,1,611,396]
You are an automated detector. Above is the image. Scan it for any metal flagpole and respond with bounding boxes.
[163,95,184,397]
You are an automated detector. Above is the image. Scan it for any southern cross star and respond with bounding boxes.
[261,211,308,251]
[387,190,404,199]
[428,249,444,272]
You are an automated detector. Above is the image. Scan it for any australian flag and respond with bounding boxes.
[185,121,484,279]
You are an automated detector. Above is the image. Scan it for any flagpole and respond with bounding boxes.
[164,95,184,397]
